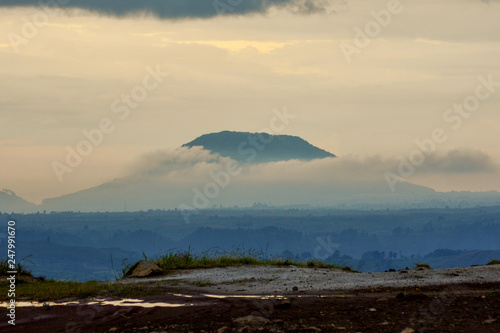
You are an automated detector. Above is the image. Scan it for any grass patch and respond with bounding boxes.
[11,280,105,301]
[150,248,344,272]
[0,258,32,276]
[0,279,170,302]
[0,248,349,302]
[342,266,356,272]
[487,259,500,265]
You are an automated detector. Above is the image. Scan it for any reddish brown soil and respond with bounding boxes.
[2,282,499,333]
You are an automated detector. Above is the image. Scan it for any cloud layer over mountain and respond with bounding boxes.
[39,146,500,212]
[128,147,498,181]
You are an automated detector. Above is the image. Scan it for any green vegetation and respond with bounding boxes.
[341,266,356,272]
[0,249,350,302]
[0,258,32,276]
[415,263,432,269]
[150,248,344,272]
[0,280,171,302]
[487,259,500,265]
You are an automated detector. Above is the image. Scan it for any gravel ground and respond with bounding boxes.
[120,264,500,294]
[4,265,499,332]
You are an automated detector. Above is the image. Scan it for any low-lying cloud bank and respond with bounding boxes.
[0,0,336,19]
[40,146,500,212]
[416,149,498,174]
[129,146,499,182]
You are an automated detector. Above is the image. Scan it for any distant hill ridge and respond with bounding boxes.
[0,189,37,213]
[182,130,336,163]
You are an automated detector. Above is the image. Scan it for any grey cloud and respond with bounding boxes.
[419,149,499,174]
[129,148,499,185]
[0,0,334,19]
[127,146,234,178]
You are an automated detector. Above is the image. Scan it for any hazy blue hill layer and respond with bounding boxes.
[0,189,37,213]
[182,131,335,163]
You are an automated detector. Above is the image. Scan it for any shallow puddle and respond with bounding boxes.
[1,298,193,308]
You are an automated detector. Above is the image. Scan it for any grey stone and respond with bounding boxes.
[124,260,162,278]
[233,315,270,326]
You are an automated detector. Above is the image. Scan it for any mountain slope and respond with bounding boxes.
[183,131,335,163]
[0,189,37,213]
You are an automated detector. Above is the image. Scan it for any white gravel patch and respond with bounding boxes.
[121,265,500,294]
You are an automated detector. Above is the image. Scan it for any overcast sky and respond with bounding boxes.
[1,0,499,203]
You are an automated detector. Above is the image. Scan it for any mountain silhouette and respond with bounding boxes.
[182,131,335,163]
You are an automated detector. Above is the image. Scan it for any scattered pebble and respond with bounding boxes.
[400,328,415,333]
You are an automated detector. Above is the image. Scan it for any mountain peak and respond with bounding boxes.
[182,131,335,163]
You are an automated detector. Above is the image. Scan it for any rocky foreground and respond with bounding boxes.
[2,265,499,333]
[122,262,500,294]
